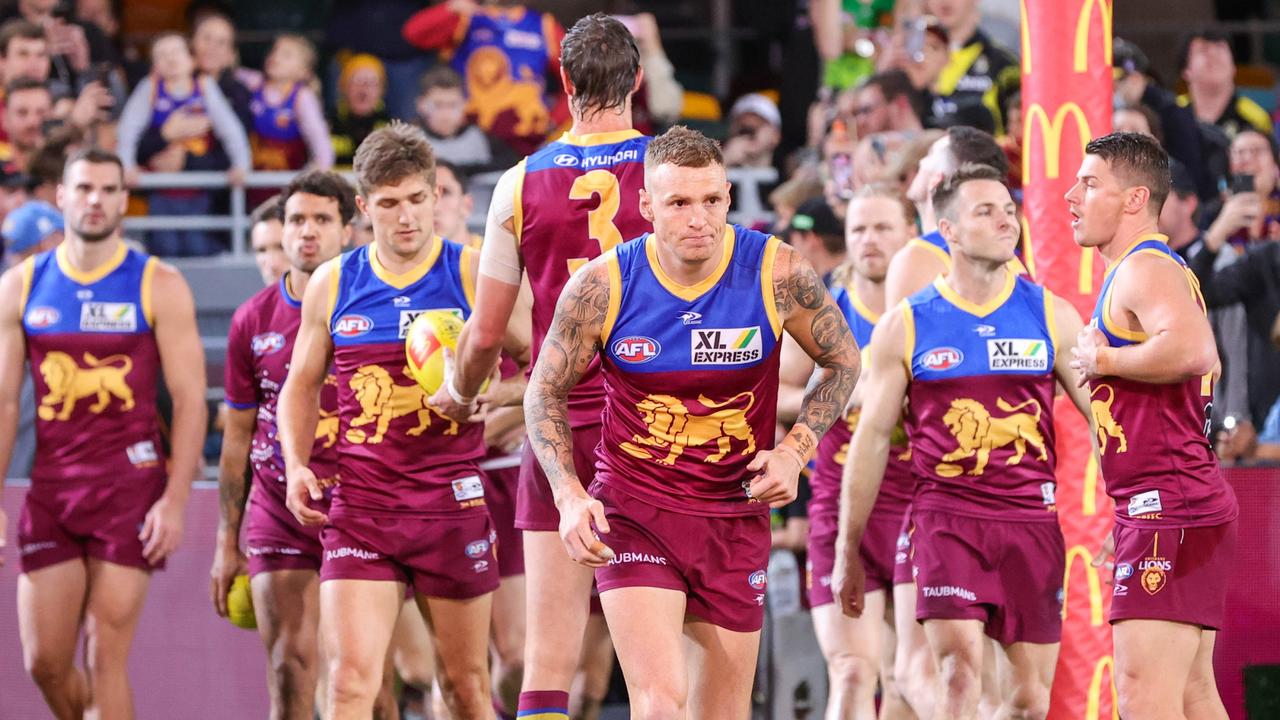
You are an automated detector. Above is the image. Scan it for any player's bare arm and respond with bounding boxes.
[753,245,859,506]
[524,257,613,567]
[148,262,209,566]
[1071,254,1218,386]
[278,259,336,527]
[833,311,909,618]
[776,333,815,429]
[211,405,254,616]
[883,243,946,308]
[0,264,28,566]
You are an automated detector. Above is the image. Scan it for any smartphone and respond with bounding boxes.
[1230,174,1255,195]
[830,152,855,201]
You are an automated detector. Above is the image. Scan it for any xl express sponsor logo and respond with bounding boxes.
[691,326,762,365]
[988,338,1049,371]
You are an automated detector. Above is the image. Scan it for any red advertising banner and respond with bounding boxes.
[1020,0,1117,717]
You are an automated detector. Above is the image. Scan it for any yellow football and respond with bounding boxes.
[405,310,465,395]
[227,574,257,630]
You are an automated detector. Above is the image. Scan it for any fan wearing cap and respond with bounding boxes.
[723,92,781,170]
[785,197,847,287]
[2,199,62,264]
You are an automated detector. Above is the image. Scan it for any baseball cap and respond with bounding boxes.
[1113,37,1150,79]
[729,93,782,128]
[3,200,64,254]
[0,163,32,189]
[789,198,843,237]
[1169,158,1196,197]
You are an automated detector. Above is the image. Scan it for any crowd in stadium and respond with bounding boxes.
[0,0,1269,718]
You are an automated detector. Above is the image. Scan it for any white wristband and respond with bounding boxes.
[446,375,477,406]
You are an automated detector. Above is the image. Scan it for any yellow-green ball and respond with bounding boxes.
[227,574,257,630]
[404,310,489,395]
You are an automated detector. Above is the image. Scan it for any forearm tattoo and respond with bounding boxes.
[785,255,860,445]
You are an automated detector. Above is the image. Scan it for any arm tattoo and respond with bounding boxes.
[219,469,250,533]
[789,260,826,311]
[525,262,610,495]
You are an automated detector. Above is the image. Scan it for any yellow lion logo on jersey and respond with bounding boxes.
[464,46,549,136]
[37,351,135,421]
[1090,384,1128,454]
[620,391,757,465]
[345,365,457,445]
[935,397,1047,477]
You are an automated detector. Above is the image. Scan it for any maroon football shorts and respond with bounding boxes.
[18,472,166,574]
[590,481,771,633]
[516,423,602,531]
[893,507,915,586]
[245,497,324,577]
[1110,519,1238,630]
[320,508,499,599]
[911,509,1065,645]
[806,508,905,607]
[484,457,525,578]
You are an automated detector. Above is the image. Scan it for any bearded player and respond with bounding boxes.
[1067,132,1237,720]
[211,171,356,719]
[0,148,206,719]
[526,125,859,717]
[429,14,652,719]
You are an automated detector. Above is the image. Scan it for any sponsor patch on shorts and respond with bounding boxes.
[1127,490,1162,518]
[451,475,484,502]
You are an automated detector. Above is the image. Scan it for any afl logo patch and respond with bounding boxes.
[334,314,373,337]
[251,332,286,356]
[25,306,60,329]
[922,347,963,371]
[465,539,491,559]
[553,153,579,167]
[748,570,767,590]
[612,336,660,364]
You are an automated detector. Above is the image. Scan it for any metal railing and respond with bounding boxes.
[124,166,779,258]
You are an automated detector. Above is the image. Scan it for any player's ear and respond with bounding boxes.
[355,194,369,218]
[560,65,575,98]
[639,188,654,223]
[1124,185,1151,215]
[937,216,954,244]
[632,67,644,95]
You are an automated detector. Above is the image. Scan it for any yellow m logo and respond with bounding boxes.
[1088,655,1120,719]
[1062,544,1105,627]
[1023,102,1092,181]
[1021,0,1114,74]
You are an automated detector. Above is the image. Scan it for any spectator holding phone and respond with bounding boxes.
[1205,129,1280,252]
[724,92,782,169]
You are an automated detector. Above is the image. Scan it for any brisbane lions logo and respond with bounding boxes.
[314,375,340,448]
[1090,384,1128,454]
[620,392,756,466]
[935,397,1047,477]
[464,46,549,136]
[37,351,135,421]
[345,365,457,445]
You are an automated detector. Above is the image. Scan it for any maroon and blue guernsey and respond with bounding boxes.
[596,225,781,517]
[1089,236,1237,528]
[19,244,166,483]
[902,273,1059,522]
[516,129,652,428]
[326,240,486,517]
[225,274,340,528]
[809,286,913,521]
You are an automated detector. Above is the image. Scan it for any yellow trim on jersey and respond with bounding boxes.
[599,249,622,344]
[324,257,341,327]
[140,257,158,325]
[760,236,782,339]
[511,160,527,241]
[556,129,644,147]
[899,299,916,378]
[908,236,952,269]
[56,241,127,286]
[370,236,442,290]
[849,287,882,325]
[932,269,1016,318]
[459,245,478,310]
[935,42,984,96]
[17,256,34,316]
[1101,280,1147,343]
[645,224,736,302]
[1043,288,1058,355]
[1103,234,1170,275]
[1236,94,1273,134]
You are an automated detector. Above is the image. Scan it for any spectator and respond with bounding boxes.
[413,65,516,174]
[1113,104,1162,142]
[768,168,825,233]
[1177,30,1272,140]
[926,0,1017,131]
[23,134,67,206]
[330,53,390,169]
[0,164,28,227]
[785,197,846,285]
[883,14,951,126]
[243,34,334,173]
[324,0,434,121]
[852,69,925,138]
[402,0,568,155]
[724,93,782,169]
[433,160,478,247]
[613,12,683,133]
[0,77,50,169]
[0,0,107,96]
[116,33,250,257]
[248,194,287,286]
[1205,129,1280,252]
[190,10,253,131]
[1,197,61,261]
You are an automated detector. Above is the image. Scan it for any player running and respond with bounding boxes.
[836,164,1094,720]
[1067,132,1238,720]
[526,126,860,717]
[278,123,503,720]
[211,171,356,719]
[0,148,206,719]
[429,14,652,719]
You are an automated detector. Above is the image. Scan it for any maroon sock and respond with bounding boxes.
[516,690,570,718]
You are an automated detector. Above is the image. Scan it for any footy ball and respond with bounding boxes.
[405,310,465,395]
[227,574,257,630]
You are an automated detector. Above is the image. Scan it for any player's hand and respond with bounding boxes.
[285,465,329,526]
[0,507,7,568]
[744,447,802,507]
[140,492,187,566]
[476,369,525,409]
[1070,323,1110,387]
[209,535,248,617]
[556,490,614,567]
[1091,530,1116,584]
[833,546,867,618]
[428,348,479,422]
